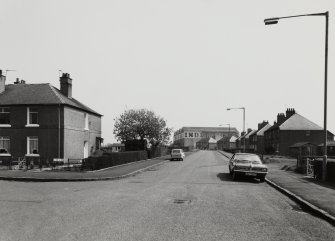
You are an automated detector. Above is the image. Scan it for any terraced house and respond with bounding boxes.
[0,70,102,162]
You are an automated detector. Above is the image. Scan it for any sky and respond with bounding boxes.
[1,0,334,144]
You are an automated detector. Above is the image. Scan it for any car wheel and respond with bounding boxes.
[259,177,265,183]
[232,171,238,181]
[181,158,183,161]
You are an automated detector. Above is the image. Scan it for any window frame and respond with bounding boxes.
[26,136,39,156]
[0,136,11,156]
[0,107,11,127]
[26,107,39,127]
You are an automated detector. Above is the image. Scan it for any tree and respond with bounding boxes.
[113,109,172,147]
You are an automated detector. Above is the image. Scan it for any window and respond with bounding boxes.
[27,137,38,155]
[195,133,199,138]
[0,136,10,154]
[84,113,89,130]
[0,107,10,125]
[27,107,39,126]
[188,132,193,138]
[184,132,188,138]
[306,131,311,137]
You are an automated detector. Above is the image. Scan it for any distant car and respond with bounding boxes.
[228,153,268,182]
[171,149,185,161]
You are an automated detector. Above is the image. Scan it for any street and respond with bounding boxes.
[0,151,334,241]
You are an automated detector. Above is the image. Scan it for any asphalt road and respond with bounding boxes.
[1,151,334,241]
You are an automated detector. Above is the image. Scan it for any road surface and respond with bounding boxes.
[0,151,334,241]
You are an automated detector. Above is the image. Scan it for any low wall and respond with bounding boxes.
[82,151,148,170]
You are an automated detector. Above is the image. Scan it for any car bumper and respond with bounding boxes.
[234,170,268,177]
[171,155,184,159]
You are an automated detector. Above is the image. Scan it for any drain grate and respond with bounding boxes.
[173,199,191,204]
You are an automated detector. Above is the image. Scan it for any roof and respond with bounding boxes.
[257,124,272,136]
[236,132,248,141]
[290,142,317,148]
[0,84,101,116]
[208,137,217,144]
[244,130,257,139]
[230,136,237,142]
[279,113,322,131]
[196,137,210,143]
[318,141,335,147]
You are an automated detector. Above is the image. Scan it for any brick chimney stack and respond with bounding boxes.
[258,120,268,130]
[0,70,6,94]
[286,108,295,119]
[277,113,285,124]
[60,73,72,98]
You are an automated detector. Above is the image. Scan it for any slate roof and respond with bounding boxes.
[0,84,101,116]
[280,113,322,130]
[196,137,210,143]
[256,124,272,136]
[230,136,237,142]
[208,137,217,144]
[318,141,335,147]
[290,142,317,148]
[244,130,257,139]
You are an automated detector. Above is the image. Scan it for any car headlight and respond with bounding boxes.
[262,168,268,172]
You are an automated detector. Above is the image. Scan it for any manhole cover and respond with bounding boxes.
[173,199,191,204]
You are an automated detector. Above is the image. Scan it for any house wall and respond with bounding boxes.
[0,105,61,159]
[279,130,332,155]
[265,129,334,156]
[63,106,101,159]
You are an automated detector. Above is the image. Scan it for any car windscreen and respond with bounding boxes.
[172,150,181,153]
[234,155,262,164]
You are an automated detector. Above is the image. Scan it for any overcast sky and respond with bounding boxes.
[1,0,334,143]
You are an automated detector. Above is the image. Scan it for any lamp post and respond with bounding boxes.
[227,107,245,152]
[264,12,329,181]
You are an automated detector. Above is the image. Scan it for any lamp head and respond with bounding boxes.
[264,18,279,25]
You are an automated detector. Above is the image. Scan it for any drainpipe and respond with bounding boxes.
[58,104,61,158]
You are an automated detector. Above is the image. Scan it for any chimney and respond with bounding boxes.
[286,108,295,119]
[60,73,72,98]
[0,70,5,94]
[247,128,252,133]
[258,120,268,130]
[277,113,285,124]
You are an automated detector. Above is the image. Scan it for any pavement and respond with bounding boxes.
[218,151,335,226]
[0,155,172,182]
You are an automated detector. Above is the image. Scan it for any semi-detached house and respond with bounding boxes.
[0,70,102,161]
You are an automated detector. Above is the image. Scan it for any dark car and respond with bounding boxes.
[228,153,268,182]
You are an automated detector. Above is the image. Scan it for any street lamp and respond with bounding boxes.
[227,107,245,152]
[264,12,329,181]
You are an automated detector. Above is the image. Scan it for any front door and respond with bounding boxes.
[84,141,88,158]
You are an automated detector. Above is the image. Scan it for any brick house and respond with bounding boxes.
[249,121,272,154]
[0,70,102,161]
[217,135,238,151]
[264,108,334,155]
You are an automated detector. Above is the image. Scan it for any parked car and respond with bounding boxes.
[171,149,185,161]
[228,153,268,182]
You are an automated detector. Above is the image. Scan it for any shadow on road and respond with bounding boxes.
[216,173,260,184]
